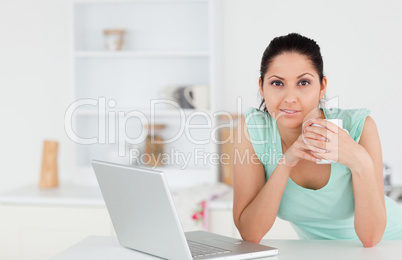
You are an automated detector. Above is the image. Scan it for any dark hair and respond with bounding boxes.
[259,33,325,112]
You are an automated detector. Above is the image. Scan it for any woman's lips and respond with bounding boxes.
[280,109,301,116]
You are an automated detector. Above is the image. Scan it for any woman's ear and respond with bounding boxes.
[319,76,327,100]
[259,77,264,97]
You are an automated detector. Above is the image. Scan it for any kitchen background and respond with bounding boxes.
[1,0,402,193]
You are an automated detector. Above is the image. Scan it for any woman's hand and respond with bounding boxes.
[302,118,360,168]
[281,132,327,167]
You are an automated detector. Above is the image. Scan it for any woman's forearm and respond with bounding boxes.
[350,153,387,248]
[237,161,292,243]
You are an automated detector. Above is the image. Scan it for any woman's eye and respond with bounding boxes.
[271,81,283,87]
[298,80,310,86]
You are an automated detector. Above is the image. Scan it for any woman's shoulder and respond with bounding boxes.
[243,107,274,145]
[324,107,371,122]
[323,107,371,142]
[245,107,269,118]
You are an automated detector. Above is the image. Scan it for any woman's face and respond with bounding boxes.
[259,52,327,129]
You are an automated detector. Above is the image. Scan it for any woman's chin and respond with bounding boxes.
[278,119,304,129]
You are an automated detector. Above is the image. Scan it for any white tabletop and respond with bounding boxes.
[49,236,402,260]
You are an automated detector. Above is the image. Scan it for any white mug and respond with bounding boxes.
[310,119,348,164]
[183,85,209,110]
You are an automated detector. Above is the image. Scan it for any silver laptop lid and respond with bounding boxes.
[92,160,192,260]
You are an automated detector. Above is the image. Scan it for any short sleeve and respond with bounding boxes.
[340,108,371,143]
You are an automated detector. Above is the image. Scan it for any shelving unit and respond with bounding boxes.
[70,0,218,188]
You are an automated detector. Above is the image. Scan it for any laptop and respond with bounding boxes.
[92,160,278,260]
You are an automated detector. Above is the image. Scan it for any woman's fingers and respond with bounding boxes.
[302,135,328,152]
[295,139,323,162]
[285,134,328,166]
[305,125,328,138]
[301,149,322,163]
[303,131,327,143]
[312,119,340,133]
[304,138,328,151]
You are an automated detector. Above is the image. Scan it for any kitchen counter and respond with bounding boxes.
[0,183,105,206]
[0,182,230,209]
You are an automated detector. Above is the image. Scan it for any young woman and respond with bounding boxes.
[233,33,402,247]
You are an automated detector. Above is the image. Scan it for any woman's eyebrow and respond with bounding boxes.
[267,75,285,80]
[297,73,314,78]
[267,73,314,80]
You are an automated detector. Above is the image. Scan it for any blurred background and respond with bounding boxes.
[1,0,402,193]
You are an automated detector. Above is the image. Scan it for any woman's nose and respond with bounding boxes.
[284,90,297,103]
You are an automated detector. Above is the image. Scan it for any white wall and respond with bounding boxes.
[0,0,75,193]
[1,0,402,193]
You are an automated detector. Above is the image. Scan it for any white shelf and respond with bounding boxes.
[71,0,217,189]
[73,1,209,52]
[75,51,210,58]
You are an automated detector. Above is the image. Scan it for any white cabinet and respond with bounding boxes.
[0,204,113,260]
[0,184,114,260]
[69,0,219,189]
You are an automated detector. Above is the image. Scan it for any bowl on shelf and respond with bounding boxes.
[103,29,126,51]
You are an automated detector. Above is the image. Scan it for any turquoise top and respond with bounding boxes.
[245,107,402,240]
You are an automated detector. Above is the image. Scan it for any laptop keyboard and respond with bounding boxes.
[187,240,231,258]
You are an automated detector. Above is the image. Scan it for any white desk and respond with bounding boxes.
[49,236,402,260]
